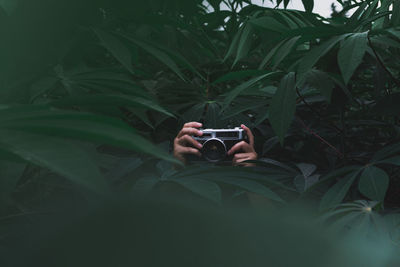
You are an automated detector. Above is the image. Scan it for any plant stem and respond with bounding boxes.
[297,117,344,158]
[368,35,400,89]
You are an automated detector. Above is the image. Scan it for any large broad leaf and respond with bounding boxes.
[298,34,350,75]
[63,69,151,99]
[121,34,186,81]
[271,36,301,69]
[173,165,293,192]
[248,16,288,33]
[372,143,400,162]
[94,29,135,74]
[319,171,360,211]
[204,102,221,128]
[182,102,206,122]
[0,105,179,164]
[221,72,276,112]
[50,94,174,117]
[208,176,284,203]
[212,70,268,84]
[259,39,286,70]
[305,165,361,195]
[232,23,254,67]
[170,178,222,204]
[347,2,368,28]
[362,0,379,21]
[269,72,296,145]
[338,32,368,85]
[223,25,244,62]
[0,131,108,194]
[376,156,400,166]
[171,166,286,201]
[320,200,383,235]
[358,166,389,202]
[132,176,159,195]
[301,70,334,102]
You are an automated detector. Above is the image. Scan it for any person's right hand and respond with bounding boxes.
[173,122,203,164]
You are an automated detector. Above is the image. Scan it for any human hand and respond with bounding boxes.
[227,124,257,167]
[173,122,203,164]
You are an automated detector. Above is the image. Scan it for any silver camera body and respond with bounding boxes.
[192,127,247,163]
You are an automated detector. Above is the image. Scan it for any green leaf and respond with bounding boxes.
[319,171,359,211]
[221,72,276,112]
[301,70,334,102]
[204,102,220,128]
[94,29,135,74]
[296,163,316,178]
[338,32,368,85]
[294,174,319,193]
[170,178,222,204]
[269,72,296,145]
[393,0,400,26]
[248,17,288,33]
[0,106,179,164]
[271,36,301,69]
[301,0,314,13]
[51,94,175,118]
[210,176,284,203]
[182,103,206,122]
[212,70,268,84]
[132,176,159,195]
[121,34,186,81]
[298,34,350,75]
[259,40,285,70]
[171,165,291,196]
[30,76,58,102]
[233,23,254,67]
[376,156,400,166]
[65,69,150,98]
[358,166,389,202]
[362,0,379,20]
[305,165,361,195]
[347,2,368,28]
[372,143,400,162]
[0,131,108,194]
[224,25,244,62]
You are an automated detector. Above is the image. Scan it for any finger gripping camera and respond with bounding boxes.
[193,127,248,163]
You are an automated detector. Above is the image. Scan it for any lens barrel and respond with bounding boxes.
[202,138,226,162]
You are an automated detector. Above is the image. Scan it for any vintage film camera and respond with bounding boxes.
[191,127,248,163]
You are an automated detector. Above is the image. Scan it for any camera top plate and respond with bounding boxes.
[194,127,246,141]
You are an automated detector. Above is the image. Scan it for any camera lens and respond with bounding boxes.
[202,138,226,162]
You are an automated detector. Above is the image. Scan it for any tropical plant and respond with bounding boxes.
[1,0,400,265]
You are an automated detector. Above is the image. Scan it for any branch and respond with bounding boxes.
[297,117,344,159]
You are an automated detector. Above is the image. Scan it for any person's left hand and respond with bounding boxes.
[227,124,258,166]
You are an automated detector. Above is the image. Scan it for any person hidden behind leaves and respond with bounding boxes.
[173,122,257,166]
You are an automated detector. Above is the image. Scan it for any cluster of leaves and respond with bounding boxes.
[1,0,400,262]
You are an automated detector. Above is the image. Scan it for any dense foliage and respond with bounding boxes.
[1,0,400,265]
